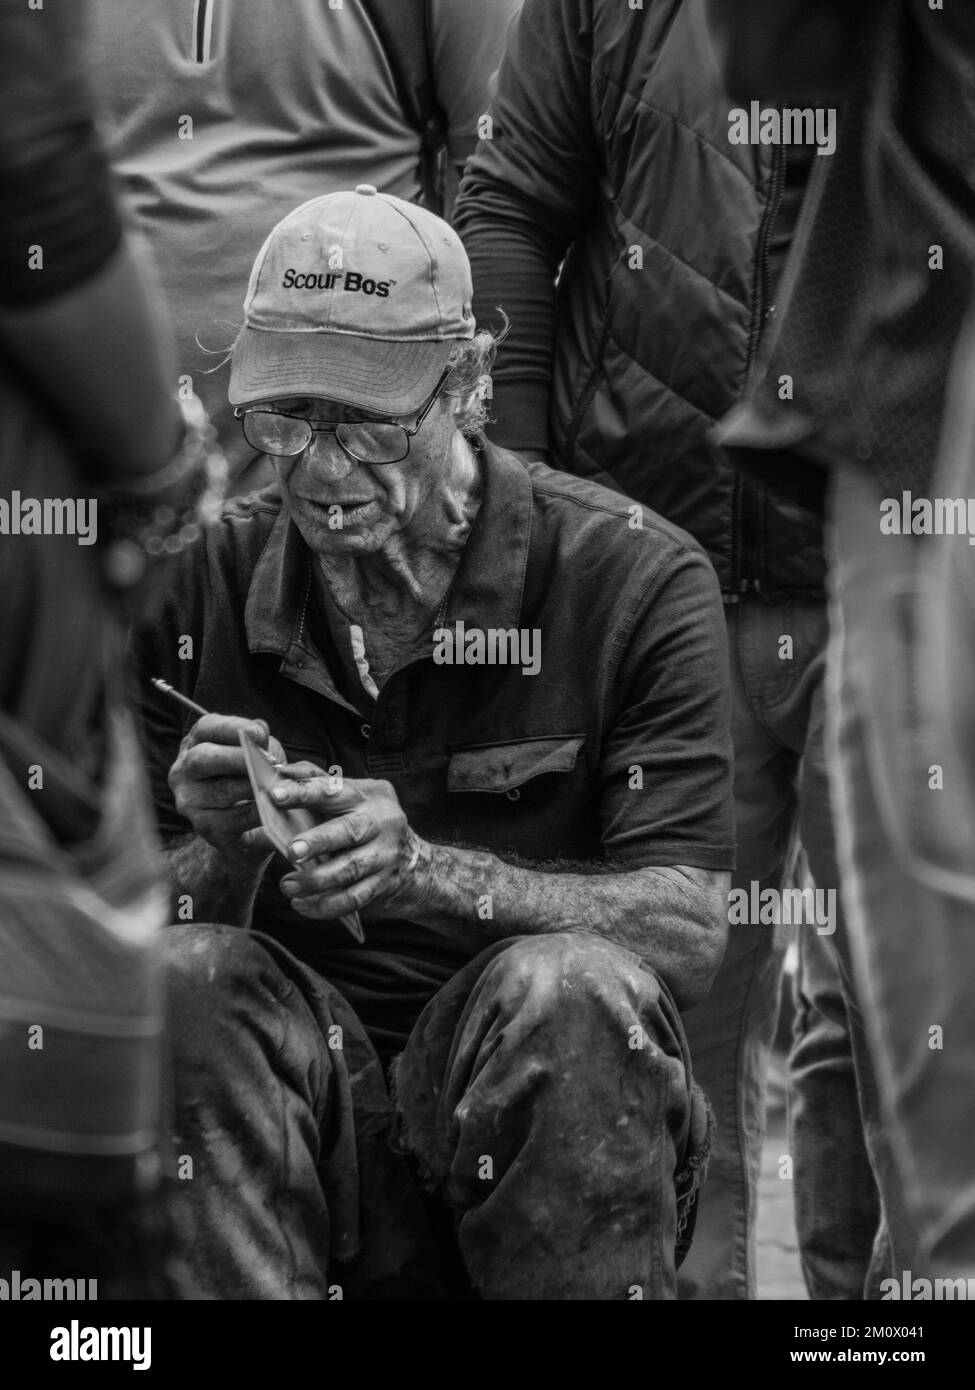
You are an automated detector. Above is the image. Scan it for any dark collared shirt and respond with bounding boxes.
[133,443,733,1056]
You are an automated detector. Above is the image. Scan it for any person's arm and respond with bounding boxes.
[272,544,735,1008]
[0,0,183,480]
[162,832,270,931]
[156,711,286,930]
[0,238,184,480]
[452,0,600,457]
[130,572,278,929]
[271,770,727,1008]
[408,849,728,1011]
[429,0,524,181]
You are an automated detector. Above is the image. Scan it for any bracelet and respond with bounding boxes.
[115,393,213,497]
[100,392,228,589]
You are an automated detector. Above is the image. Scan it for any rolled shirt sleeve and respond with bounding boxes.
[452,0,600,452]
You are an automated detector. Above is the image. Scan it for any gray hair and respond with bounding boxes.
[442,314,509,440]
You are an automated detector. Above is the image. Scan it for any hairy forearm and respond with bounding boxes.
[162,834,268,930]
[412,843,728,1009]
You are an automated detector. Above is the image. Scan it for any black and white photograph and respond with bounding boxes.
[0,0,970,1365]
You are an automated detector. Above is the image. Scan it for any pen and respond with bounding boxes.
[151,678,363,943]
[151,678,282,765]
[150,678,209,720]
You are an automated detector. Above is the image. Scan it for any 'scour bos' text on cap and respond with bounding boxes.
[229,185,475,418]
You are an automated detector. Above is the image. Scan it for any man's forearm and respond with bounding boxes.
[162,834,268,930]
[453,190,562,454]
[412,842,728,1010]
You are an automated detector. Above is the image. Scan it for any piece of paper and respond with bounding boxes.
[238,731,364,942]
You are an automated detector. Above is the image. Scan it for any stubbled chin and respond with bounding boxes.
[300,514,391,556]
[316,531,384,553]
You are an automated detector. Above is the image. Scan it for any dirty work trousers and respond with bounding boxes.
[162,925,712,1300]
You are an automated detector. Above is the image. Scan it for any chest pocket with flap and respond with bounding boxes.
[447,736,586,795]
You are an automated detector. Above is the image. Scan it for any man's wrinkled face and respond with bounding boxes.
[266,394,456,557]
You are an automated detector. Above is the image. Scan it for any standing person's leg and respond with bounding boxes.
[825,463,928,1283]
[791,659,884,1299]
[682,598,880,1299]
[829,334,975,1280]
[914,312,975,1274]
[678,602,794,1300]
[790,929,882,1299]
[393,932,712,1301]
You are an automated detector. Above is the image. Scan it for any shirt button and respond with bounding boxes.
[505,788,521,802]
[361,723,372,739]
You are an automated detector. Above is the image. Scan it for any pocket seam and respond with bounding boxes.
[447,735,586,795]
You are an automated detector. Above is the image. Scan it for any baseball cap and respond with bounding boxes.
[229,186,475,417]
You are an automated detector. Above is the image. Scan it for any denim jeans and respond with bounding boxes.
[161,925,711,1299]
[826,459,973,1279]
[678,598,878,1299]
[790,925,884,1298]
[912,313,975,1274]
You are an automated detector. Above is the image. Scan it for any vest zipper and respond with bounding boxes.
[563,319,612,466]
[192,0,215,63]
[734,143,786,595]
[745,143,787,375]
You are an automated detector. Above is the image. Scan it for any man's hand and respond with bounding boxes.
[167,714,284,871]
[270,767,428,920]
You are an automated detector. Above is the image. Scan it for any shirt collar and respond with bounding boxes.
[443,440,532,633]
[244,440,533,661]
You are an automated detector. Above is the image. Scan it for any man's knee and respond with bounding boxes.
[163,925,324,1093]
[166,921,264,978]
[165,923,289,1017]
[480,931,681,1055]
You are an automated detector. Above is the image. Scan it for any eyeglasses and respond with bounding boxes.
[234,369,450,464]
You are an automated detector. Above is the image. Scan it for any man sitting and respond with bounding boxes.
[132,186,735,1300]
